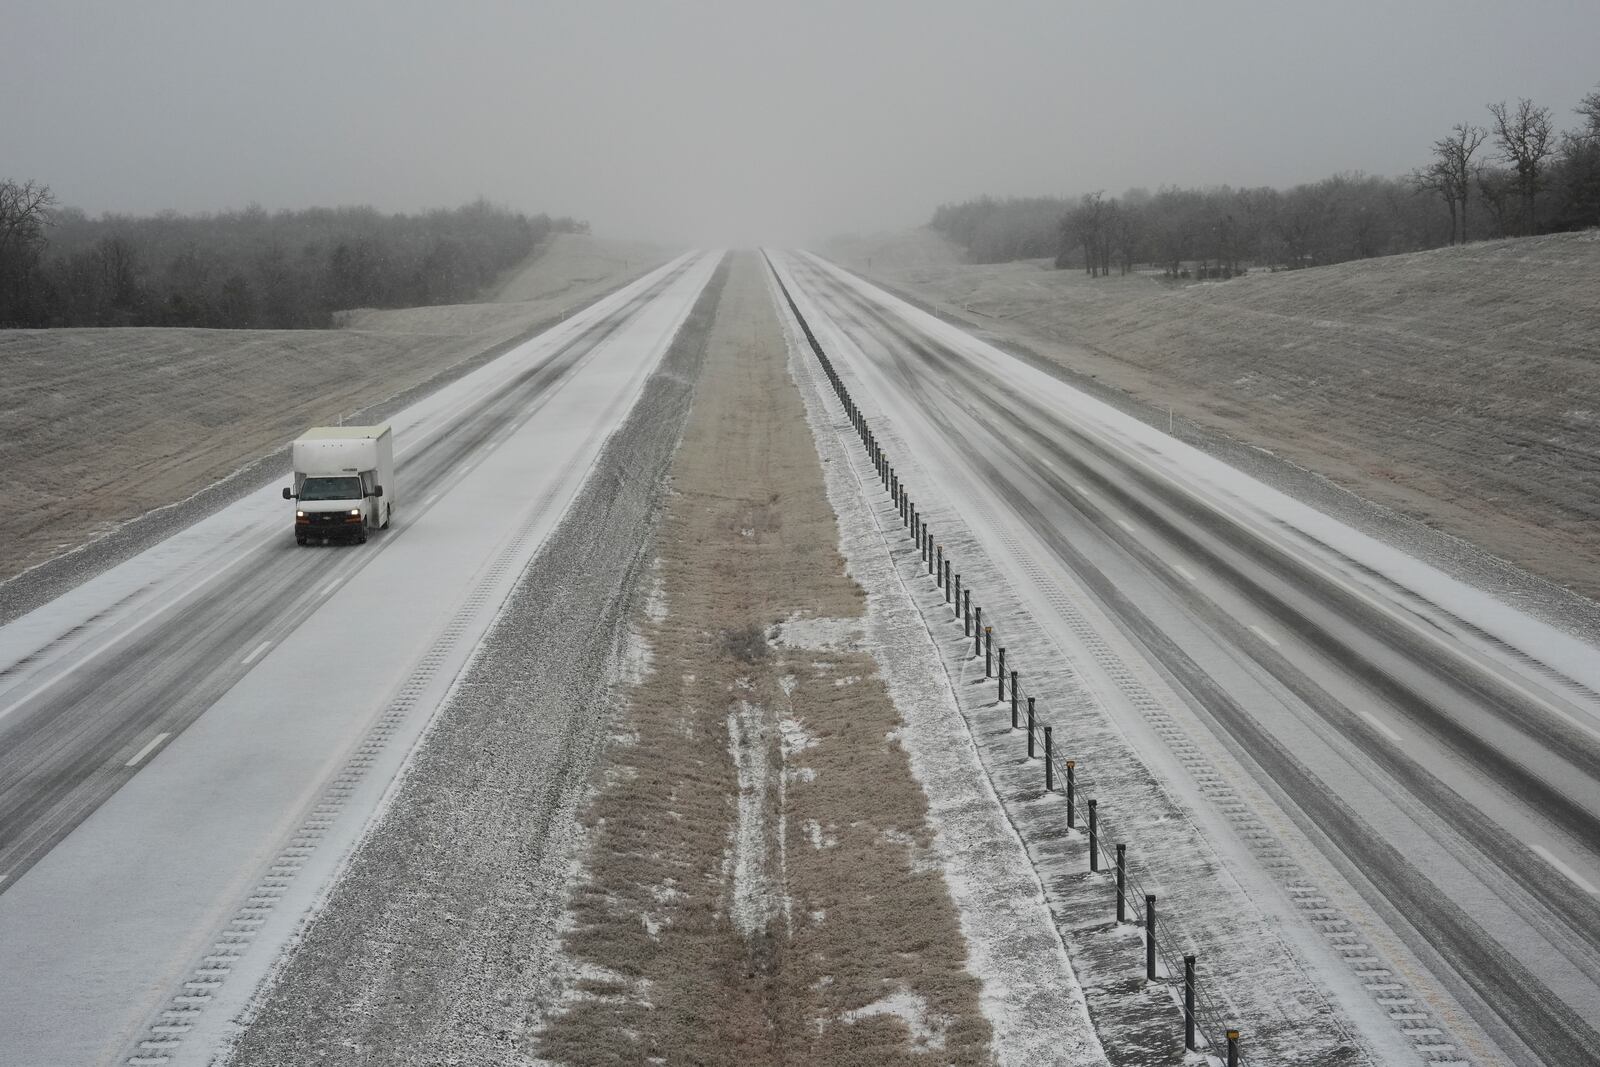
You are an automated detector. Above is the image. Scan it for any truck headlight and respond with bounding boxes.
[348,509,362,517]
[295,510,306,518]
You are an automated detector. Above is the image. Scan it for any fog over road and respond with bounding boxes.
[0,253,719,1066]
[771,250,1600,1067]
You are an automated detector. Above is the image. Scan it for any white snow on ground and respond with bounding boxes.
[771,251,1517,1063]
[797,251,1600,734]
[0,253,720,1067]
[839,987,949,1051]
[771,611,864,652]
[773,266,1107,1066]
[726,699,779,939]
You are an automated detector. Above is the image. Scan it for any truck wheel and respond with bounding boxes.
[358,530,368,544]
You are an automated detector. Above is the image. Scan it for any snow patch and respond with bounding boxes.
[803,819,838,850]
[725,700,777,938]
[642,564,669,622]
[840,988,948,1051]
[779,716,819,757]
[770,612,864,651]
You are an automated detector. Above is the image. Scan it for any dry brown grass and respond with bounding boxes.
[536,253,991,1066]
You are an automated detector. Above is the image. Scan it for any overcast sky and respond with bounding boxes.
[5,1,1598,246]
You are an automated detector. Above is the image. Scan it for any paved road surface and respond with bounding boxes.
[0,252,718,1066]
[773,249,1600,1067]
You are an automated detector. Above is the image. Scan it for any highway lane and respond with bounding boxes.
[774,250,1600,1066]
[0,251,720,1066]
[0,256,699,890]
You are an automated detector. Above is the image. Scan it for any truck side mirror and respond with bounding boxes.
[372,485,383,498]
[282,487,293,500]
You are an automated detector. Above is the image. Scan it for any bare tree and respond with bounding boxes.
[1061,192,1113,277]
[94,235,142,322]
[1411,160,1456,244]
[1425,124,1487,243]
[1557,84,1600,229]
[1489,98,1556,233]
[0,179,57,323]
[1475,165,1514,238]
[1577,84,1600,139]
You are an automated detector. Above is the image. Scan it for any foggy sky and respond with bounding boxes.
[5,0,1599,247]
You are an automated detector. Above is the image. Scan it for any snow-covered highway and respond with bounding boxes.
[771,250,1600,1066]
[0,251,719,1065]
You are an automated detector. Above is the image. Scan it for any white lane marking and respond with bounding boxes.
[1075,483,1092,496]
[241,641,272,666]
[126,732,171,768]
[421,494,439,510]
[1248,624,1281,648]
[319,579,340,597]
[1360,711,1403,743]
[1173,565,1198,583]
[1116,518,1136,533]
[1531,844,1600,895]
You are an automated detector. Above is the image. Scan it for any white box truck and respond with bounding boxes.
[282,425,394,545]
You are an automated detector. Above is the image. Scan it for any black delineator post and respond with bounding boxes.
[959,584,967,624]
[1185,956,1197,1051]
[1044,727,1054,789]
[1146,896,1157,980]
[936,546,943,586]
[1027,699,1036,756]
[1010,672,1019,725]
[1088,799,1099,871]
[997,649,1006,700]
[964,599,971,637]
[944,561,952,602]
[1116,844,1126,922]
[1066,760,1076,826]
[984,627,993,676]
[1227,1031,1240,1067]
[973,608,982,653]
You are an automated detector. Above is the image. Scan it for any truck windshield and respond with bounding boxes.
[299,476,363,501]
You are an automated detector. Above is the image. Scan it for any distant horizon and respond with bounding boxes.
[6,1,1599,246]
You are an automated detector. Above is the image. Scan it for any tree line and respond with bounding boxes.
[930,84,1600,277]
[0,190,587,328]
